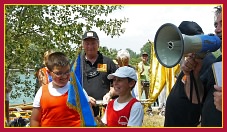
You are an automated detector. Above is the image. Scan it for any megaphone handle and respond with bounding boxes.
[189,71,201,104]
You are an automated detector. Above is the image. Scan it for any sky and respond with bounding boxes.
[94,5,218,54]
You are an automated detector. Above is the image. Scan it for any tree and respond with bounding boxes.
[126,48,140,67]
[5,5,128,99]
[140,41,151,57]
[99,46,118,60]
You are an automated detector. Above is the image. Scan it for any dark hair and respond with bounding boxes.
[46,52,70,71]
[178,21,204,35]
[214,5,222,17]
[127,77,137,90]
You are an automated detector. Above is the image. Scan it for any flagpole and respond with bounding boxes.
[80,43,84,89]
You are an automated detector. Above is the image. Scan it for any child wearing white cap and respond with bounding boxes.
[99,66,144,127]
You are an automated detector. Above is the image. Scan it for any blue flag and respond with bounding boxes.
[67,53,97,127]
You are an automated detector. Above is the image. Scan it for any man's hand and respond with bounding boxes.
[103,92,111,104]
[214,85,222,111]
[89,96,96,106]
[181,53,202,77]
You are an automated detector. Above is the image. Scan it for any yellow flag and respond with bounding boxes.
[148,43,180,103]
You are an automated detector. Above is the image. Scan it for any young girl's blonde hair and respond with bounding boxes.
[116,49,130,67]
[43,50,55,66]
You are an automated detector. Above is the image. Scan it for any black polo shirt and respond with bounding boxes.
[83,52,117,100]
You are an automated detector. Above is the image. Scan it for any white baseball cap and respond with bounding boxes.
[107,66,137,81]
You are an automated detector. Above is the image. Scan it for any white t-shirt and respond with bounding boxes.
[101,98,144,127]
[33,81,89,107]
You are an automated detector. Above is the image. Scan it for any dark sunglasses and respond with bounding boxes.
[86,70,100,78]
[52,71,70,77]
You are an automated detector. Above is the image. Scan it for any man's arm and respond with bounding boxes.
[181,53,204,104]
[137,62,144,75]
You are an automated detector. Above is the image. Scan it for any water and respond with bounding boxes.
[8,70,36,105]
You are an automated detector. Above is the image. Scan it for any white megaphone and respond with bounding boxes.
[154,23,221,68]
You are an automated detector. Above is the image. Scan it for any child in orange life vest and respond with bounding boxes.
[99,66,144,127]
[36,50,55,87]
[30,52,89,127]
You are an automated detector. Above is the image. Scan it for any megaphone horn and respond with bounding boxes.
[154,23,221,68]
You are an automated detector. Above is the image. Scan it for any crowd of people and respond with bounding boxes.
[5,5,222,127]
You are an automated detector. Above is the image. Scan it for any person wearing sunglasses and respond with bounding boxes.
[82,31,117,118]
[30,52,89,127]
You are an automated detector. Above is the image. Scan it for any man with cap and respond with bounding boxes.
[137,52,150,99]
[99,66,144,127]
[164,20,217,127]
[81,31,117,118]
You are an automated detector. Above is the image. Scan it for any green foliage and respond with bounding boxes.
[99,46,118,60]
[140,41,151,57]
[125,40,156,69]
[126,48,140,67]
[5,5,128,99]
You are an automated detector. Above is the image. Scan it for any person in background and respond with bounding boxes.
[165,6,222,127]
[81,31,117,118]
[30,52,90,127]
[116,49,135,69]
[99,66,144,127]
[36,50,55,87]
[137,52,150,99]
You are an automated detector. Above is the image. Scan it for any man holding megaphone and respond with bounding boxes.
[164,6,222,127]
[164,21,217,127]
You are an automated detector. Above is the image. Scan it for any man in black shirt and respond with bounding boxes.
[82,31,117,117]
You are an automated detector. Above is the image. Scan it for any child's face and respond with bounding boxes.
[49,65,70,88]
[112,77,135,96]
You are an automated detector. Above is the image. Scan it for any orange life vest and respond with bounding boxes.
[40,84,81,127]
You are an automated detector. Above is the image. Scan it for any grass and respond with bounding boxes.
[142,107,165,127]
